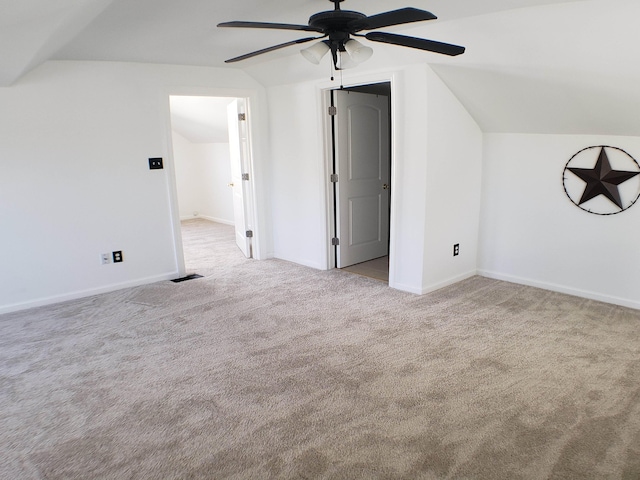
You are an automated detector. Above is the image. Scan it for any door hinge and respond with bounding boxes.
[330,173,338,183]
[331,237,340,246]
[242,173,250,181]
[328,105,337,116]
[246,230,253,238]
[238,113,246,121]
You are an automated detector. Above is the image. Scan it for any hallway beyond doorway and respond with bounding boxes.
[342,256,389,282]
[181,218,246,275]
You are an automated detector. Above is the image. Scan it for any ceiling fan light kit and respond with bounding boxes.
[335,50,358,70]
[300,41,331,64]
[218,0,465,71]
[344,39,373,64]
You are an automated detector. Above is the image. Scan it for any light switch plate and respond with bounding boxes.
[149,157,163,170]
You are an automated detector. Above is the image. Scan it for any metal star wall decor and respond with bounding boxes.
[563,146,640,215]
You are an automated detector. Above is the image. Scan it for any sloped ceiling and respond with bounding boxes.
[428,0,640,135]
[3,0,639,135]
[0,0,114,86]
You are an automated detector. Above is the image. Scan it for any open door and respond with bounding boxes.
[227,99,253,258]
[334,89,390,268]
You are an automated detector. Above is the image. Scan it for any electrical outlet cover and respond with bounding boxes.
[112,251,123,263]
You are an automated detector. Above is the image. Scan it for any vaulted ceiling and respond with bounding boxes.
[3,0,639,135]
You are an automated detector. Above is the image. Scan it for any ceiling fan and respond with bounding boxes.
[218,0,465,69]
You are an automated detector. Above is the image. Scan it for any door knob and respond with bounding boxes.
[382,184,389,190]
[227,183,234,187]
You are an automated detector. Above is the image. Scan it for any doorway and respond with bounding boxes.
[168,95,256,274]
[327,82,392,282]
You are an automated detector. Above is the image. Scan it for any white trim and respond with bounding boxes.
[0,273,179,315]
[160,92,187,279]
[387,73,400,290]
[180,215,234,225]
[420,270,478,295]
[391,282,424,295]
[478,270,640,310]
[320,87,335,271]
[269,253,326,271]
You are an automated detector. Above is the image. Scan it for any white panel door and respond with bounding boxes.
[227,99,252,258]
[335,90,390,268]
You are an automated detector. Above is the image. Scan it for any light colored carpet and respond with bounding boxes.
[1,218,639,479]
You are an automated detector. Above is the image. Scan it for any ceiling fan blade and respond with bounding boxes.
[365,32,465,56]
[217,21,322,33]
[224,37,320,63]
[353,8,436,31]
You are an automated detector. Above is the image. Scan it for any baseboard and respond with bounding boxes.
[180,215,234,225]
[198,215,234,225]
[478,270,640,310]
[272,252,326,271]
[390,282,423,295]
[390,270,477,295]
[0,273,178,315]
[420,270,478,295]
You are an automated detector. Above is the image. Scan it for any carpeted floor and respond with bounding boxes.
[1,218,639,479]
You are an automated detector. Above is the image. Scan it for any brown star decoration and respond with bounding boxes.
[567,146,640,210]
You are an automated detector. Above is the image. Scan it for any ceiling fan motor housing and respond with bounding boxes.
[309,10,365,46]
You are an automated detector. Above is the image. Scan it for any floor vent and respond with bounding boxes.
[171,274,203,283]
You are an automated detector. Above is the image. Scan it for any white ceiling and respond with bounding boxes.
[3,0,639,135]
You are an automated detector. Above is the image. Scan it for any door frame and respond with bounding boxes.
[320,76,397,286]
[162,87,263,277]
[227,98,254,258]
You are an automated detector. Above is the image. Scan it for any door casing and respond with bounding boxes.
[163,88,261,277]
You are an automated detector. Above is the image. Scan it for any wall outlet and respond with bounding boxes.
[453,244,460,256]
[101,253,111,265]
[112,251,123,263]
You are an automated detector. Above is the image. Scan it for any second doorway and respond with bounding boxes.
[329,82,392,282]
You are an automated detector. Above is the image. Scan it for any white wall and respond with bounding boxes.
[387,65,430,292]
[422,67,483,293]
[267,81,328,269]
[0,60,267,314]
[172,131,233,223]
[479,133,640,309]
